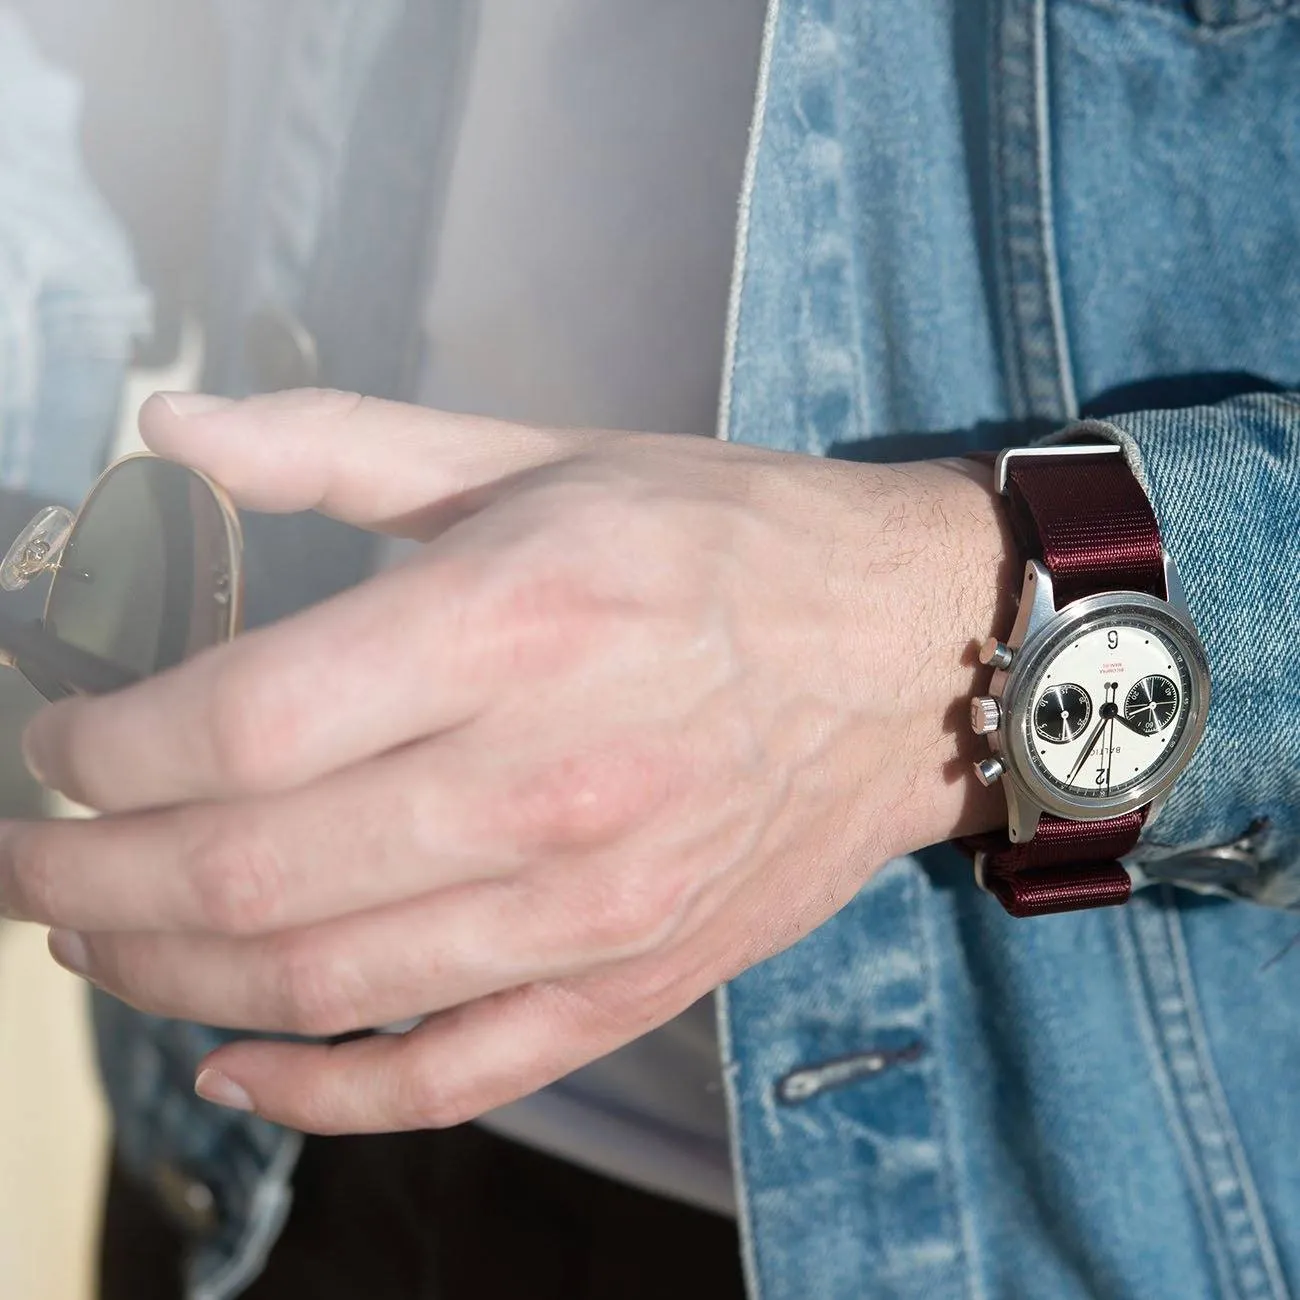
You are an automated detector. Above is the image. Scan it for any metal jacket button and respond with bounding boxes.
[152,1162,218,1236]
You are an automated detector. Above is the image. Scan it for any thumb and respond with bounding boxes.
[139,389,585,535]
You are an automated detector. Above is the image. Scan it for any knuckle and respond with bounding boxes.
[489,551,613,672]
[189,826,287,936]
[205,658,301,791]
[397,1068,477,1131]
[95,942,154,1006]
[5,826,63,921]
[509,747,670,852]
[272,936,362,1038]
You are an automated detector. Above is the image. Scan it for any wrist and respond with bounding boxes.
[851,457,1017,858]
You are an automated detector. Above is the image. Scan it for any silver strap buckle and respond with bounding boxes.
[994,442,1123,495]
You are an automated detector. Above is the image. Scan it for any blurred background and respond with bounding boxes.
[0,339,199,1300]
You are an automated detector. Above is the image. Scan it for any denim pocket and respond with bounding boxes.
[1117,0,1300,26]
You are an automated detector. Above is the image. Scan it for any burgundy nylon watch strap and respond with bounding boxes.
[1004,454,1166,605]
[966,808,1148,918]
[968,449,1165,917]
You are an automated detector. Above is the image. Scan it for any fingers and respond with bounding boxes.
[20,553,499,811]
[0,739,525,935]
[192,968,690,1135]
[140,390,587,537]
[52,857,689,1039]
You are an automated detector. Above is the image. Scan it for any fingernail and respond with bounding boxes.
[195,1069,255,1113]
[49,929,92,978]
[158,392,234,419]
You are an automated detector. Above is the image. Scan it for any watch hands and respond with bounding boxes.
[1067,683,1120,787]
[1057,698,1071,735]
[1112,711,1152,737]
[1066,714,1109,785]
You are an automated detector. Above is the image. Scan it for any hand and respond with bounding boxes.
[3,390,1013,1134]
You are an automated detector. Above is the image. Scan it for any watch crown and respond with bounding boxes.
[979,638,1014,670]
[973,757,1006,787]
[970,696,1001,736]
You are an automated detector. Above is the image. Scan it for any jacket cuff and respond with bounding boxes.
[1056,395,1300,906]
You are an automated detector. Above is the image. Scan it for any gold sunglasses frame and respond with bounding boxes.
[0,453,244,698]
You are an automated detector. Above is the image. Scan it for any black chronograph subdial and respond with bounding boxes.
[1033,683,1093,744]
[1124,675,1179,736]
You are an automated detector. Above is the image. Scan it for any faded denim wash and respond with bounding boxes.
[721,3,1300,1299]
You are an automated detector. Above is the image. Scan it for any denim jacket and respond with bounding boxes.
[8,2,1300,1297]
[0,6,148,504]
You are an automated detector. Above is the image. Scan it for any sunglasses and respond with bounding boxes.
[0,455,242,701]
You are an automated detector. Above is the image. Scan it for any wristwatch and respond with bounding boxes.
[964,443,1210,918]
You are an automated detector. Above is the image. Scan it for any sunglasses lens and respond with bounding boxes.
[44,459,237,682]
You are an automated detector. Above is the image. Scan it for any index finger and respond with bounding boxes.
[140,389,586,538]
[20,554,492,811]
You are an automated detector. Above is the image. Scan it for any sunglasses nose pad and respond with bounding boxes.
[0,506,76,592]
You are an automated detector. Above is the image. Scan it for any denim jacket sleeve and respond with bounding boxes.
[1065,395,1300,906]
[0,7,149,505]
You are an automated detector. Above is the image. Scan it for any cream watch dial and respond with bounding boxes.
[1023,617,1193,802]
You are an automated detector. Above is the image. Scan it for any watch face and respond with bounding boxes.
[1019,612,1196,805]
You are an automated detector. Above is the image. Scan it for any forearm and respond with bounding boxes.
[834,457,1017,857]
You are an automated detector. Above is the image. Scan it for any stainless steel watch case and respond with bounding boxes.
[975,553,1210,844]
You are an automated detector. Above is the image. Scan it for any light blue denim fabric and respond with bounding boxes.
[8,1,1300,1297]
[0,6,148,505]
[720,3,1300,1299]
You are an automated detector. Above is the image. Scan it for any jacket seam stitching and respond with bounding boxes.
[1031,0,1079,419]
[715,3,783,1293]
[1115,901,1240,1295]
[915,868,985,1300]
[716,0,782,444]
[1119,895,1288,1300]
[992,0,1079,421]
[716,982,766,1300]
[1163,895,1291,1297]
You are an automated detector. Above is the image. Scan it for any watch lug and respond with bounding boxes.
[986,562,1056,698]
[983,561,1051,843]
[1161,551,1192,619]
[1145,789,1170,829]
[1008,560,1057,649]
[1003,781,1043,845]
